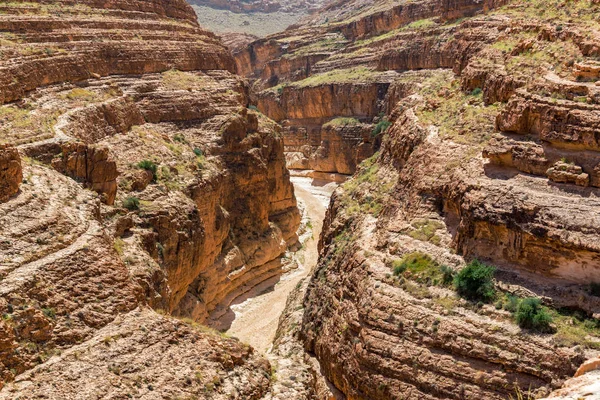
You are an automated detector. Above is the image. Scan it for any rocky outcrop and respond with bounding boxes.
[189,0,326,13]
[542,358,600,400]
[0,0,233,105]
[0,0,300,395]
[254,79,394,175]
[50,143,119,205]
[261,0,600,394]
[0,145,22,202]
[0,309,272,399]
[285,121,378,174]
[236,0,514,178]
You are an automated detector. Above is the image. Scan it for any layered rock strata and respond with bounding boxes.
[235,0,511,176]
[0,145,22,202]
[228,0,600,397]
[0,0,299,395]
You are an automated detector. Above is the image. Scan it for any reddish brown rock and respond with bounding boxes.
[0,145,22,203]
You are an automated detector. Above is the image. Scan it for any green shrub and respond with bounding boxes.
[193,148,203,157]
[173,133,187,143]
[471,87,483,96]
[392,260,407,276]
[123,196,140,211]
[137,160,157,181]
[515,298,553,332]
[372,118,391,138]
[453,260,496,302]
[248,105,258,111]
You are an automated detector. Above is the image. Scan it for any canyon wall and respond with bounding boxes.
[236,0,510,177]
[0,0,299,396]
[235,0,600,397]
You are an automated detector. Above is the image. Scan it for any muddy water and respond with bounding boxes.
[226,177,337,353]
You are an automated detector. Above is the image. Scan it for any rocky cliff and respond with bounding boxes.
[235,0,510,177]
[0,0,299,395]
[230,0,600,397]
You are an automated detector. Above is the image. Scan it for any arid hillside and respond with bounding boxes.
[235,0,600,398]
[0,0,299,397]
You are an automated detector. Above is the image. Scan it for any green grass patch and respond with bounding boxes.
[323,117,360,128]
[391,252,454,286]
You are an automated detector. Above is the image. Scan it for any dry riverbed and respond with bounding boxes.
[226,177,337,352]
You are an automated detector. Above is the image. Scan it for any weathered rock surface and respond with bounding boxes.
[0,0,300,395]
[0,308,271,400]
[0,145,22,202]
[229,0,600,397]
[189,0,325,13]
[235,0,511,176]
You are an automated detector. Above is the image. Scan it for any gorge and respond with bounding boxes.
[1,0,600,399]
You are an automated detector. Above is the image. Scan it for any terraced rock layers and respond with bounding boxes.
[231,0,600,397]
[0,0,299,396]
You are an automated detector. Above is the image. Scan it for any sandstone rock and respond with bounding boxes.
[0,145,22,203]
[51,143,118,205]
[0,0,297,395]
[547,161,590,187]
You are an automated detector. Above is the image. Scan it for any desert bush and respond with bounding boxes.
[372,117,391,137]
[453,260,495,302]
[123,196,140,211]
[137,160,157,181]
[440,265,455,286]
[515,298,553,332]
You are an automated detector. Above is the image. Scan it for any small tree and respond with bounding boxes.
[453,260,496,302]
[372,118,392,138]
[515,298,553,333]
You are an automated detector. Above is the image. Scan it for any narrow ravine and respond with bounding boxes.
[226,176,337,352]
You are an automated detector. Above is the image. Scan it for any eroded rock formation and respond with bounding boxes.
[234,0,513,177]
[0,0,299,396]
[0,145,22,202]
[231,0,600,397]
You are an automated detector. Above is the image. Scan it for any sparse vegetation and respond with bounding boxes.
[290,67,382,88]
[405,219,444,245]
[323,117,360,128]
[114,237,125,256]
[137,160,158,181]
[390,252,454,287]
[371,117,391,138]
[123,196,140,211]
[453,260,496,302]
[515,298,553,333]
[162,69,208,91]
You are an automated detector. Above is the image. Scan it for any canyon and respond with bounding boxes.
[1,0,600,399]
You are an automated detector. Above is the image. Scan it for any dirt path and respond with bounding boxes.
[226,177,336,353]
